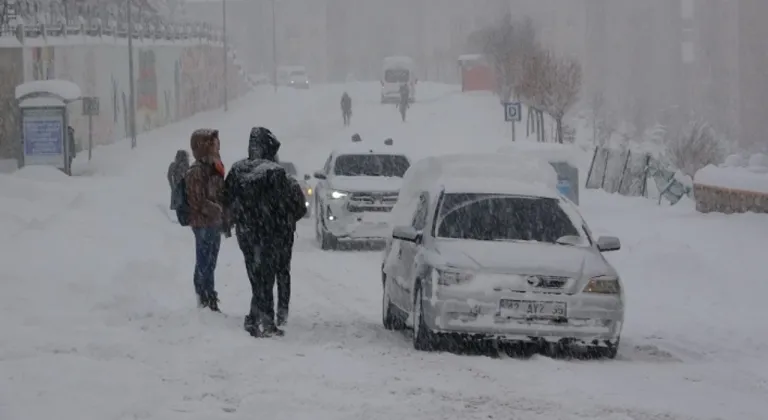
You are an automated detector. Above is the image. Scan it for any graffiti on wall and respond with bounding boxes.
[31,46,55,80]
[0,48,23,158]
[137,49,158,132]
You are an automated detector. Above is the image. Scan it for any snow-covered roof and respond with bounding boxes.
[15,80,82,103]
[439,175,559,198]
[458,54,484,61]
[383,56,414,63]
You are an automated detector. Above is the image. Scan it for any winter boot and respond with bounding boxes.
[276,308,289,326]
[207,291,221,312]
[196,293,205,308]
[244,314,261,337]
[261,323,285,337]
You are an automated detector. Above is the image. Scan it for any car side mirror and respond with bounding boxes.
[304,174,311,181]
[596,236,621,252]
[313,171,326,180]
[392,225,421,243]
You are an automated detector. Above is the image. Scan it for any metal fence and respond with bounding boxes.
[1,0,222,43]
[585,146,691,205]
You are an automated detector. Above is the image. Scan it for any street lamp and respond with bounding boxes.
[127,0,137,149]
[272,0,277,92]
[222,0,228,111]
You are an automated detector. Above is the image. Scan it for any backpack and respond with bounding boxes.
[235,161,301,235]
[174,175,191,226]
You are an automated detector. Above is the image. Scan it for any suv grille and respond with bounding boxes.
[347,191,399,212]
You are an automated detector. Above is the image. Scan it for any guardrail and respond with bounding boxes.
[0,0,222,43]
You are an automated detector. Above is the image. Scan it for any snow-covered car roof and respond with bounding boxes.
[438,176,560,199]
[389,153,560,232]
[331,140,409,158]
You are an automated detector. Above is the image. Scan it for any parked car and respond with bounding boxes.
[279,160,313,218]
[381,154,624,358]
[313,138,411,250]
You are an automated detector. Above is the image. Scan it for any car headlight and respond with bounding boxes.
[582,275,621,294]
[306,187,312,196]
[434,268,474,286]
[330,190,348,199]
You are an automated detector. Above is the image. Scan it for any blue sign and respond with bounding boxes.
[22,108,65,167]
[504,102,522,122]
[557,179,572,197]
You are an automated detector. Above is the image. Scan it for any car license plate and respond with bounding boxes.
[499,299,566,318]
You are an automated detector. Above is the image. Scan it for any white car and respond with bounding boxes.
[312,139,411,249]
[381,154,624,358]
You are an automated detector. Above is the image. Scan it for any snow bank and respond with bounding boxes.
[694,154,768,194]
[693,153,768,214]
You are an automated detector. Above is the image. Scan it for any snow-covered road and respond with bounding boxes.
[1,83,766,420]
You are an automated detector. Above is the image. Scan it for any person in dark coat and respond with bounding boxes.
[186,129,228,312]
[398,83,410,122]
[341,92,352,126]
[167,149,190,210]
[223,127,306,337]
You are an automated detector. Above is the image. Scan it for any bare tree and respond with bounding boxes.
[541,53,582,144]
[515,45,548,142]
[666,118,725,177]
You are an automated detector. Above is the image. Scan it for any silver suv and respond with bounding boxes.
[312,141,410,250]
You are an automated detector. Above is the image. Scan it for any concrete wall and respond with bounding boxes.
[0,37,249,159]
[693,184,768,215]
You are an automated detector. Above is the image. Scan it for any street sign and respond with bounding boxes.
[82,96,100,116]
[504,101,522,122]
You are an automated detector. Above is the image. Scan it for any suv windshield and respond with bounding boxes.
[333,154,410,177]
[279,161,297,176]
[436,193,579,243]
[385,68,410,83]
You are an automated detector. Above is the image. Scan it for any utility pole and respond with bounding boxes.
[222,0,228,111]
[272,0,278,92]
[127,0,137,149]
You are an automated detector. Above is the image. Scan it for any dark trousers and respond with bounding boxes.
[238,231,294,326]
[192,227,221,297]
[342,110,351,126]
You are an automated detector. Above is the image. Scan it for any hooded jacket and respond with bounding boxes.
[167,149,190,187]
[224,127,306,239]
[186,129,227,229]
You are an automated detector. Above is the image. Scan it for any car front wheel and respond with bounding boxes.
[412,282,439,351]
[382,273,404,330]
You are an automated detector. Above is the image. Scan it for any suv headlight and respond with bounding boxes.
[330,190,348,199]
[433,268,474,286]
[582,275,621,294]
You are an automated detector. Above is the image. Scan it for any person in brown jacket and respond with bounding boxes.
[186,129,229,311]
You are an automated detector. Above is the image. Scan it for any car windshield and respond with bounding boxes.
[290,70,306,77]
[436,193,580,243]
[384,68,409,83]
[279,161,297,176]
[333,154,410,177]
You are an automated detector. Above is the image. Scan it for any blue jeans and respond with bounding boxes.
[193,227,221,297]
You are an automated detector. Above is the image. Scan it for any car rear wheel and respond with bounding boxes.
[588,338,620,360]
[382,273,404,330]
[412,283,439,351]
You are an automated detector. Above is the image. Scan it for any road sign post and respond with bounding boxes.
[504,102,522,142]
[82,96,100,161]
